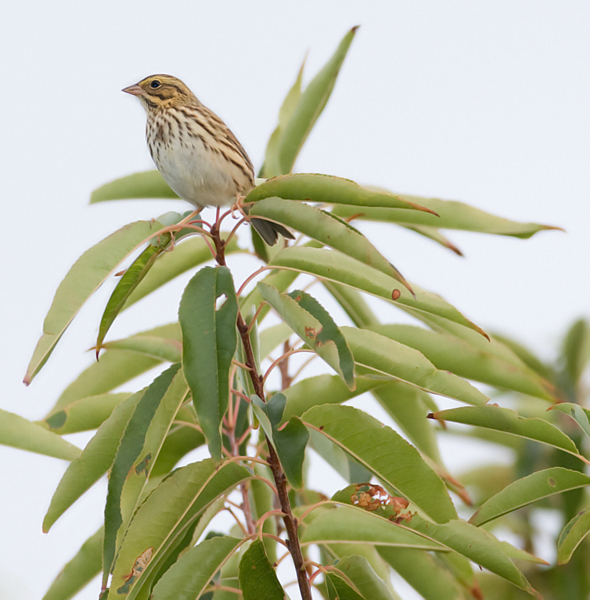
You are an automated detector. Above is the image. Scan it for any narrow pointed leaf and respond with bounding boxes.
[151,536,244,600]
[371,324,556,402]
[179,266,238,460]
[43,392,132,434]
[550,402,590,438]
[378,547,465,600]
[0,409,80,461]
[25,219,165,384]
[103,364,187,580]
[302,404,457,523]
[332,195,559,238]
[269,246,487,337]
[300,504,446,550]
[239,539,284,600]
[249,198,410,287]
[469,467,590,526]
[322,281,381,328]
[328,555,398,600]
[42,527,103,600]
[557,508,590,564]
[96,241,167,353]
[107,460,251,599]
[252,393,309,488]
[401,224,463,255]
[124,235,242,310]
[429,405,585,460]
[262,57,305,177]
[343,327,488,405]
[48,323,180,413]
[562,318,590,384]
[246,173,436,213]
[100,335,182,363]
[90,170,178,203]
[275,26,357,175]
[258,283,355,389]
[43,390,143,532]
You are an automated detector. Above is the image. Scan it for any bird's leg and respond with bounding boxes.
[231,194,249,221]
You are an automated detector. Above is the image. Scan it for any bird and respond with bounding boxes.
[123,74,294,245]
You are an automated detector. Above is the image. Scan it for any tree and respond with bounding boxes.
[3,27,583,600]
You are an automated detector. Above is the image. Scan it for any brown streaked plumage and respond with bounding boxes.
[123,74,293,245]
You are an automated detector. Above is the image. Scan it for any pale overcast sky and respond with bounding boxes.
[2,2,590,598]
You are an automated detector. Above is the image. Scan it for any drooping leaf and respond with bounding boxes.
[322,280,381,328]
[268,246,487,338]
[43,390,143,532]
[252,393,309,488]
[103,365,187,581]
[151,536,244,600]
[246,173,436,213]
[343,327,488,405]
[258,283,355,389]
[106,460,251,599]
[42,527,103,600]
[43,392,132,434]
[239,539,285,600]
[90,170,178,203]
[0,409,80,461]
[332,195,560,238]
[557,508,590,564]
[249,198,410,288]
[549,402,590,438]
[326,555,398,600]
[24,219,166,384]
[429,405,586,461]
[469,467,590,526]
[302,404,457,523]
[96,241,168,354]
[179,266,238,460]
[100,335,182,363]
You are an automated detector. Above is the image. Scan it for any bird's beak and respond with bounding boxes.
[122,84,143,96]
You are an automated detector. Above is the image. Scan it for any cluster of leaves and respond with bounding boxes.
[3,26,587,600]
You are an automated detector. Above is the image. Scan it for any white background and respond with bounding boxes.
[2,2,589,598]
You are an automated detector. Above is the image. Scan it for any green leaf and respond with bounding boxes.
[429,405,585,460]
[302,404,457,523]
[378,546,465,600]
[408,517,537,596]
[269,246,487,338]
[300,503,446,550]
[252,393,309,488]
[258,283,355,389]
[151,536,244,600]
[557,508,590,564]
[273,26,358,175]
[549,402,590,438]
[326,572,364,600]
[262,57,305,177]
[24,219,166,384]
[283,374,385,422]
[259,322,293,360]
[103,365,187,580]
[179,266,239,461]
[0,409,80,461]
[47,323,180,413]
[370,324,556,402]
[246,173,436,213]
[125,235,243,311]
[43,390,142,532]
[562,318,590,385]
[327,555,398,600]
[42,527,103,600]
[43,392,132,434]
[322,281,381,328]
[96,241,167,354]
[343,327,488,405]
[239,539,284,600]
[100,334,182,363]
[332,194,560,238]
[90,170,178,203]
[107,460,251,599]
[469,467,590,526]
[249,198,410,289]
[372,382,442,463]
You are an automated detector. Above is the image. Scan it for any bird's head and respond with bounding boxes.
[122,75,197,111]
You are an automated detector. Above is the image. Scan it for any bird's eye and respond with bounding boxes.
[150,80,161,89]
